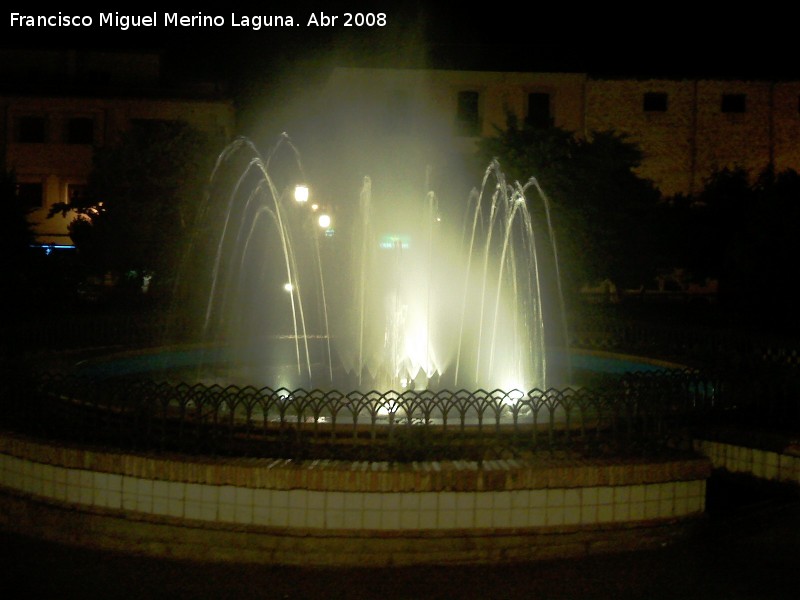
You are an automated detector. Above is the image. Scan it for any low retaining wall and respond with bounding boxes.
[0,430,712,566]
[695,438,800,485]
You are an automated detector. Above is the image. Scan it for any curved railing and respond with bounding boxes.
[2,366,720,462]
[2,308,798,461]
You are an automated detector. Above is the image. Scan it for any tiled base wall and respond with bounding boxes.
[0,431,711,566]
[694,439,800,485]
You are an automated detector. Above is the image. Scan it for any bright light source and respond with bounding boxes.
[318,214,331,229]
[311,203,319,211]
[294,184,309,203]
[283,282,294,292]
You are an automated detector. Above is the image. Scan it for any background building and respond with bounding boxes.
[0,49,236,245]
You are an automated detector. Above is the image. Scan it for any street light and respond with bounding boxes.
[294,184,309,203]
[318,213,331,229]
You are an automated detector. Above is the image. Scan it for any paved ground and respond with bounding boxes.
[1,473,798,600]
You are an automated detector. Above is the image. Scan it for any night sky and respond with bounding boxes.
[2,4,798,82]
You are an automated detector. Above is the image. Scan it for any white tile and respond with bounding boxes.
[401,492,421,511]
[201,484,219,504]
[580,504,598,524]
[287,507,306,528]
[326,491,345,510]
[380,509,401,529]
[582,487,599,506]
[564,488,581,507]
[546,506,565,526]
[563,506,581,525]
[491,507,512,528]
[152,480,170,500]
[511,490,529,509]
[270,506,289,527]
[659,482,675,501]
[454,507,472,528]
[474,508,493,528]
[325,509,345,529]
[234,503,253,524]
[185,483,203,502]
[510,507,529,527]
[382,492,401,511]
[493,491,511,510]
[306,490,324,510]
[598,486,614,505]
[363,508,382,529]
[419,509,438,529]
[363,493,382,511]
[152,497,170,516]
[306,508,325,529]
[530,507,548,527]
[199,500,219,521]
[674,496,688,516]
[252,489,271,510]
[219,485,237,505]
[597,504,614,523]
[343,509,362,529]
[252,505,271,526]
[613,502,631,521]
[168,498,184,518]
[343,492,363,511]
[613,486,630,504]
[272,489,290,508]
[184,501,204,520]
[438,492,457,511]
[629,485,646,503]
[419,493,438,511]
[546,488,565,508]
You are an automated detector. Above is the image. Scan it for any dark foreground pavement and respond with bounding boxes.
[1,473,798,600]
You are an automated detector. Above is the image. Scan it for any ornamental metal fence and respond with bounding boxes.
[2,308,799,462]
[2,367,717,462]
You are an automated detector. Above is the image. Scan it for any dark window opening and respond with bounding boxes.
[67,183,88,205]
[455,91,480,136]
[17,116,46,143]
[721,93,746,113]
[643,92,668,112]
[16,182,44,208]
[67,118,94,144]
[526,93,553,127]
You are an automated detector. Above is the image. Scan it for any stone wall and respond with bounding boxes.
[0,430,711,566]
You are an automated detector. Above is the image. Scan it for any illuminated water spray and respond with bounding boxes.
[180,135,567,393]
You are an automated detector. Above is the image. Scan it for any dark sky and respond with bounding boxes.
[2,4,798,81]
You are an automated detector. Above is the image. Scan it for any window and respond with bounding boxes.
[66,118,94,144]
[17,116,46,143]
[643,92,668,112]
[721,93,746,113]
[67,183,88,206]
[16,182,44,208]
[455,91,480,136]
[526,93,553,128]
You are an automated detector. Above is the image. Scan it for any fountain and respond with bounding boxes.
[3,134,712,568]
[171,133,570,396]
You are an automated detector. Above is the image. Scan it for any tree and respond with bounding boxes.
[662,164,800,317]
[0,170,36,302]
[50,120,222,296]
[475,118,662,291]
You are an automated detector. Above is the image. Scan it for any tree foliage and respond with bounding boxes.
[49,120,222,290]
[0,169,36,296]
[475,118,661,290]
[660,164,800,313]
